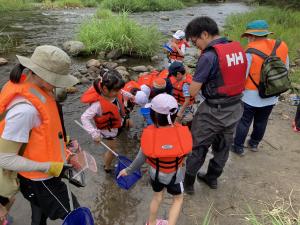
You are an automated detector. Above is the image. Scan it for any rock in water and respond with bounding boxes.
[86,59,101,68]
[103,62,118,70]
[131,65,148,72]
[160,16,170,21]
[0,58,8,66]
[106,49,122,60]
[63,41,85,57]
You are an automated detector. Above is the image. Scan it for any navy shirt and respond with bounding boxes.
[193,37,229,84]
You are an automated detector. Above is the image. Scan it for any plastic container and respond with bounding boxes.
[140,107,153,125]
[115,156,142,190]
[62,207,94,225]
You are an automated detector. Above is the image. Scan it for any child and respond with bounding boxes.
[118,93,192,225]
[164,30,189,64]
[168,61,194,127]
[81,70,125,173]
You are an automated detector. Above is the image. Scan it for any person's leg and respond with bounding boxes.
[103,139,117,171]
[167,194,183,225]
[148,191,164,225]
[30,203,47,225]
[232,103,256,155]
[249,105,274,148]
[295,105,300,129]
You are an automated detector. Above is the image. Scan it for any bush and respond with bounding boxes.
[100,0,184,12]
[81,0,99,7]
[78,12,163,57]
[55,0,83,8]
[0,0,33,12]
[223,7,300,61]
[95,8,113,19]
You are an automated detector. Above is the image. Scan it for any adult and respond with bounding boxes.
[0,45,79,225]
[231,20,289,155]
[183,17,247,194]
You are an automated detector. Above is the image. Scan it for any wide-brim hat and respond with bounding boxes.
[241,20,274,38]
[173,30,185,40]
[17,45,78,88]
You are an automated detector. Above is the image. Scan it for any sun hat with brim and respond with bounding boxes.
[145,93,178,124]
[17,45,78,88]
[173,30,185,40]
[241,20,274,38]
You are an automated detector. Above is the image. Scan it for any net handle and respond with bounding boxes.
[74,120,119,157]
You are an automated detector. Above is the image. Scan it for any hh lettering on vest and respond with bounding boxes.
[226,52,245,67]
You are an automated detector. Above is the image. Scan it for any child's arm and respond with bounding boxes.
[118,149,146,177]
[81,102,102,142]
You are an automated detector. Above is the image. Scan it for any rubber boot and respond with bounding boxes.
[183,173,196,195]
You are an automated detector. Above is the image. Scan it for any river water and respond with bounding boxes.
[0,2,250,225]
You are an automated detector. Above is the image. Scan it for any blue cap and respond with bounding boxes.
[241,20,273,37]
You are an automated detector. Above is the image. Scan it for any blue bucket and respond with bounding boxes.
[115,156,142,190]
[62,207,94,225]
[140,107,153,125]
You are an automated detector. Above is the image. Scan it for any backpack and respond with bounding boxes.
[246,40,291,98]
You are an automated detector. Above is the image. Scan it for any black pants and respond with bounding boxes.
[18,175,80,225]
[295,105,300,129]
[186,101,243,180]
[234,103,274,148]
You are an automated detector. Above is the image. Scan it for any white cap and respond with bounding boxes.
[140,84,151,98]
[145,93,178,124]
[173,30,185,40]
[134,91,148,107]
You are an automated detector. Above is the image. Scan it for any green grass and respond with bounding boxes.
[78,11,163,57]
[94,8,113,19]
[0,0,34,12]
[55,0,83,8]
[100,0,184,12]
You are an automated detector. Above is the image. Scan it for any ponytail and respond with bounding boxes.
[10,63,25,83]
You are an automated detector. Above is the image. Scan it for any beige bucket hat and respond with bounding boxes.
[17,45,78,88]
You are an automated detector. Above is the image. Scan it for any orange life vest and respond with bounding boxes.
[169,40,189,61]
[170,74,195,105]
[137,70,168,87]
[245,39,288,90]
[141,123,192,173]
[0,81,66,180]
[81,83,125,130]
[123,81,141,94]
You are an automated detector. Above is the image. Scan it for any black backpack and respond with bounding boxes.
[246,40,291,98]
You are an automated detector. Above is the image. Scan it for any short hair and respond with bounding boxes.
[185,16,219,40]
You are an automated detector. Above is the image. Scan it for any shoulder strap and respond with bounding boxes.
[271,39,282,56]
[249,74,259,89]
[246,48,268,60]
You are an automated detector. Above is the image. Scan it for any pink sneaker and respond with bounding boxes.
[145,219,168,225]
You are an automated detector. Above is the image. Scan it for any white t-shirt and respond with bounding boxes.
[1,96,41,143]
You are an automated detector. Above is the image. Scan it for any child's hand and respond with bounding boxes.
[117,169,128,179]
[93,136,101,144]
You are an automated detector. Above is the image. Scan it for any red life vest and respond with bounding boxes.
[137,70,168,87]
[123,81,141,94]
[169,40,189,61]
[141,123,192,173]
[170,74,195,105]
[81,83,125,130]
[202,41,247,99]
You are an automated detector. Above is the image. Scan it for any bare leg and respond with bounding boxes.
[103,139,117,170]
[167,194,183,225]
[148,191,164,225]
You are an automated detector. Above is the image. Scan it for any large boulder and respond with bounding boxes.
[0,58,8,66]
[63,41,85,57]
[106,49,122,60]
[86,59,101,68]
[131,65,148,72]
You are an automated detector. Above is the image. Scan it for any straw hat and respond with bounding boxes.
[17,45,78,88]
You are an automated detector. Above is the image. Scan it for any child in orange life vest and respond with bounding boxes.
[166,30,189,64]
[81,70,126,173]
[168,61,194,126]
[118,93,192,225]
